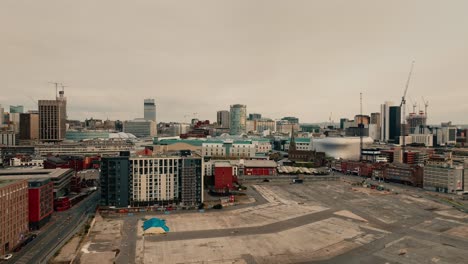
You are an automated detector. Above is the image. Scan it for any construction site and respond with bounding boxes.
[73,178,468,264]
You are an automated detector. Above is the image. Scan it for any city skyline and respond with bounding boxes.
[1,0,468,123]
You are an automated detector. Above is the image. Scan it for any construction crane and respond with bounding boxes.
[400,61,415,148]
[409,97,417,114]
[359,92,363,161]
[49,82,61,97]
[422,96,429,116]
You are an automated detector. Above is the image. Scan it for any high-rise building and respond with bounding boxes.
[380,101,394,142]
[0,179,29,255]
[407,111,427,134]
[10,105,24,113]
[216,110,230,128]
[144,99,156,123]
[0,105,4,125]
[123,119,157,138]
[340,118,349,130]
[230,104,247,135]
[130,155,204,206]
[100,154,131,208]
[38,90,67,142]
[389,106,401,144]
[19,113,39,141]
[370,113,381,126]
[282,116,299,124]
[248,113,262,121]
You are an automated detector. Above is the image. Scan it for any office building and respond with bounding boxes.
[248,113,262,121]
[424,164,463,193]
[10,105,24,114]
[389,106,401,144]
[123,119,157,138]
[0,105,4,125]
[276,120,300,134]
[100,155,131,208]
[28,178,54,230]
[380,101,394,142]
[144,99,156,123]
[216,110,230,128]
[255,119,276,133]
[0,132,17,146]
[230,104,247,135]
[282,116,299,124]
[38,90,67,141]
[0,179,29,255]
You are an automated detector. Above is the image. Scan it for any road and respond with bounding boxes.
[7,191,100,264]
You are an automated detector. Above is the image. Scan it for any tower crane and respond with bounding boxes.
[49,82,61,97]
[422,96,429,116]
[409,97,417,114]
[400,61,415,149]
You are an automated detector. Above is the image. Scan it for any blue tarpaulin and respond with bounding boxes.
[143,218,170,232]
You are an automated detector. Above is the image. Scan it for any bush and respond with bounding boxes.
[213,204,223,209]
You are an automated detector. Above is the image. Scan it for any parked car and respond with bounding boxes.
[1,254,13,260]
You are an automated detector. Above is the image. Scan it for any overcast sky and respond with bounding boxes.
[1,0,467,124]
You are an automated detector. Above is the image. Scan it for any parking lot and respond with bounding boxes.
[81,179,468,263]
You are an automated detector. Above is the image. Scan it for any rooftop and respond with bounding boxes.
[0,179,22,188]
[0,168,73,180]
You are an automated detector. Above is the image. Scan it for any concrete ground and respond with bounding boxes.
[82,179,468,264]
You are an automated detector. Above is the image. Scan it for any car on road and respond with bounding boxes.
[1,254,13,260]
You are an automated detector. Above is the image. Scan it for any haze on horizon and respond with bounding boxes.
[1,0,467,124]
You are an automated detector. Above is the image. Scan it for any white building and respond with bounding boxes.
[202,140,256,158]
[131,157,179,202]
[130,156,203,205]
[123,119,157,138]
[380,101,394,142]
[423,164,464,193]
[0,132,16,146]
[10,158,44,168]
[409,134,433,147]
[438,126,457,146]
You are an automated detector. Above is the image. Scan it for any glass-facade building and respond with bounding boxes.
[229,104,246,135]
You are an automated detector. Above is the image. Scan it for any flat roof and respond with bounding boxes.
[0,168,73,179]
[243,160,277,168]
[0,179,24,188]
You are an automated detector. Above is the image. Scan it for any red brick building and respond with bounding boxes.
[0,179,29,255]
[28,178,54,230]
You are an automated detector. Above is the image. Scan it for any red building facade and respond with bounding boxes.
[214,164,235,191]
[28,178,54,230]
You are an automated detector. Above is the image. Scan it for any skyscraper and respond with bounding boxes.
[216,110,230,128]
[20,113,39,141]
[380,101,394,142]
[230,104,247,135]
[389,106,401,144]
[0,105,4,125]
[144,99,156,123]
[38,90,67,142]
